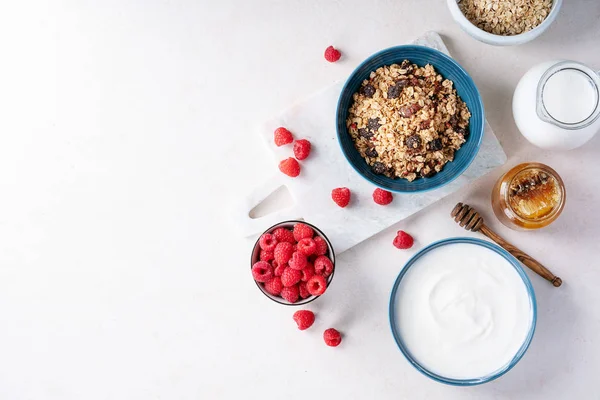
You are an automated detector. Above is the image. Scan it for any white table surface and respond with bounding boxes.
[0,1,599,399]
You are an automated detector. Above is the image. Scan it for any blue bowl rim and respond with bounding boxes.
[388,237,537,386]
[336,45,485,193]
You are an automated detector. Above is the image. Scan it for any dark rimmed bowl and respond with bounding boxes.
[336,45,484,193]
[250,220,335,306]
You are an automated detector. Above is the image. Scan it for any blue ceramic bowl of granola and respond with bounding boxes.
[336,45,484,193]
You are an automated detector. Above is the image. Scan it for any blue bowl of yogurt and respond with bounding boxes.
[389,237,537,385]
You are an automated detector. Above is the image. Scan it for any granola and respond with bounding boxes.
[458,0,552,36]
[346,60,471,182]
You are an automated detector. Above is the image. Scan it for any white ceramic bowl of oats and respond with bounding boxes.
[447,0,562,46]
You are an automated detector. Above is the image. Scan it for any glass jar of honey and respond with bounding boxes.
[492,162,566,230]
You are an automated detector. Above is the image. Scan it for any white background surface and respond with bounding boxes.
[0,1,599,399]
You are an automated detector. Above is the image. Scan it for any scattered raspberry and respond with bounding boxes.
[298,282,310,299]
[251,261,273,283]
[273,227,295,244]
[281,285,299,303]
[274,127,293,147]
[393,230,414,249]
[373,188,393,205]
[297,238,316,256]
[293,310,315,330]
[279,158,300,178]
[289,251,308,270]
[324,46,341,63]
[300,263,315,282]
[274,242,294,265]
[313,236,328,256]
[331,187,351,208]
[323,328,342,347]
[314,256,334,277]
[258,233,277,252]
[293,139,311,160]
[274,263,285,277]
[306,275,327,296]
[281,267,302,287]
[260,250,274,262]
[263,277,283,296]
[293,223,314,241]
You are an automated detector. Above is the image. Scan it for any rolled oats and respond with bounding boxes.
[346,61,471,182]
[458,0,553,36]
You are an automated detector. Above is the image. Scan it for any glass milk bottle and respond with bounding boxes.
[513,60,600,150]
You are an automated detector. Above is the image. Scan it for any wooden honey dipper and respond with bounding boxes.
[451,202,562,287]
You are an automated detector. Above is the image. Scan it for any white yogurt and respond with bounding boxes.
[394,243,533,380]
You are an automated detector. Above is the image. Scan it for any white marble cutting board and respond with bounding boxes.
[233,32,506,254]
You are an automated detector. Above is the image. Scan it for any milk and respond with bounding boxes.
[543,69,597,124]
[513,60,600,151]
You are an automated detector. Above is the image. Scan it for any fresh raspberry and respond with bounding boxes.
[301,263,315,282]
[298,282,310,299]
[258,233,278,251]
[293,223,314,241]
[297,238,316,256]
[274,263,285,277]
[293,310,315,330]
[289,251,307,270]
[274,127,293,147]
[313,236,328,256]
[293,139,311,160]
[273,227,295,244]
[323,328,342,347]
[281,267,302,287]
[251,261,273,283]
[274,242,294,265]
[279,157,301,177]
[331,187,351,208]
[281,285,299,303]
[260,250,274,262]
[393,230,414,249]
[306,275,327,296]
[314,256,334,277]
[373,188,393,205]
[263,277,283,296]
[324,46,341,63]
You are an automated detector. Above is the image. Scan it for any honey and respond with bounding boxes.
[492,163,565,230]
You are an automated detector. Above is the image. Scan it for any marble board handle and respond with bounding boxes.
[231,174,301,237]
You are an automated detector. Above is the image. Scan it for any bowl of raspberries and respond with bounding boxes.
[251,221,335,305]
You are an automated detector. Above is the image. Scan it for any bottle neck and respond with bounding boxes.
[536,61,600,130]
